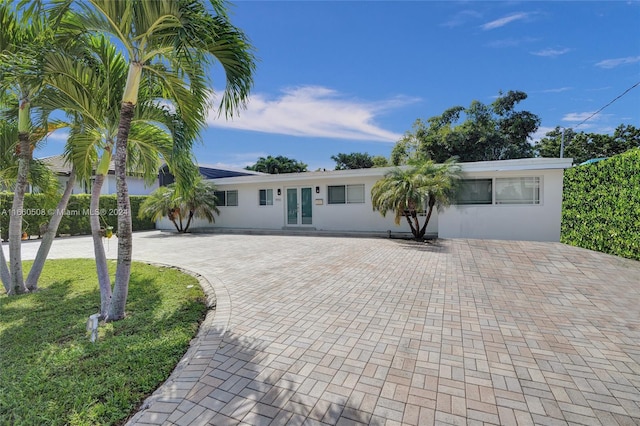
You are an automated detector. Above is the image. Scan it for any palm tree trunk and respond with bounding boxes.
[25,169,76,290]
[8,99,31,295]
[0,238,10,293]
[418,198,436,240]
[403,213,419,240]
[184,210,194,233]
[90,173,112,318]
[412,214,421,239]
[108,101,135,321]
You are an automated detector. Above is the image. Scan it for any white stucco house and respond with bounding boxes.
[157,157,573,242]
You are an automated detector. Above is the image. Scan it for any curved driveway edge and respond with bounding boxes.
[14,231,640,425]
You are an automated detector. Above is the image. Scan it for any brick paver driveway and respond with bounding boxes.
[20,232,640,425]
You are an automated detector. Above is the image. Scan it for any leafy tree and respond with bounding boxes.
[62,0,255,321]
[535,124,640,164]
[371,159,460,241]
[139,176,219,233]
[372,155,390,168]
[331,152,375,170]
[392,91,540,165]
[246,155,307,173]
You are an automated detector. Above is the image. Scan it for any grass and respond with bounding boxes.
[0,259,208,426]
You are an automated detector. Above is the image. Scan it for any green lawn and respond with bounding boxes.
[0,259,208,426]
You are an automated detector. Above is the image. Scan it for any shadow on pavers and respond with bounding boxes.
[129,325,380,425]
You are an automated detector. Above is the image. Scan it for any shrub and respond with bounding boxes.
[561,148,640,260]
[0,194,154,241]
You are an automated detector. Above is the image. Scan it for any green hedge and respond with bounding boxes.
[561,148,640,260]
[0,194,154,241]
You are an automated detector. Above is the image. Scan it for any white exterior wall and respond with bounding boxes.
[57,175,157,195]
[166,172,436,236]
[157,158,572,242]
[57,176,86,195]
[438,168,565,242]
[125,176,158,195]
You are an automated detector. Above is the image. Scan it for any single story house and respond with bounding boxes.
[157,157,573,242]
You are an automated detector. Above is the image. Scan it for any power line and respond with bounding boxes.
[574,80,640,129]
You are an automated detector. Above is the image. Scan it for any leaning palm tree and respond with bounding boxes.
[371,159,461,241]
[139,176,220,233]
[60,0,255,321]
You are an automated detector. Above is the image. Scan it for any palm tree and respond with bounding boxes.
[371,159,461,241]
[0,0,55,294]
[0,90,69,294]
[37,33,176,317]
[139,176,220,233]
[62,0,255,321]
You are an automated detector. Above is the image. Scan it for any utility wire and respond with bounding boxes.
[574,80,640,129]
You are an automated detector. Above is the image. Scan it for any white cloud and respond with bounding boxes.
[45,130,69,142]
[486,36,539,48]
[207,86,418,142]
[442,10,482,28]
[539,87,572,93]
[531,48,570,57]
[563,112,596,122]
[595,56,640,69]
[530,126,556,143]
[481,13,529,30]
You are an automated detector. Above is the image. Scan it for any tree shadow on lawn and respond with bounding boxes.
[0,262,193,426]
[133,324,382,425]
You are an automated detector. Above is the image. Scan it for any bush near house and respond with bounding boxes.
[0,194,154,241]
[562,148,640,261]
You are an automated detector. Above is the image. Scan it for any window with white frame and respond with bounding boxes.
[328,184,365,204]
[259,189,273,206]
[495,177,540,204]
[214,190,239,206]
[457,179,493,205]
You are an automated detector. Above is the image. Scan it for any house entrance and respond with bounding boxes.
[286,187,313,226]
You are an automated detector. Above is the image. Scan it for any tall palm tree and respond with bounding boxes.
[37,33,176,317]
[371,159,461,241]
[139,176,220,233]
[61,0,255,320]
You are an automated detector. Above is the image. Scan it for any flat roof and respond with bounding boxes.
[210,157,574,185]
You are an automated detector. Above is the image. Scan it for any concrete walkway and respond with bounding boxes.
[13,231,640,425]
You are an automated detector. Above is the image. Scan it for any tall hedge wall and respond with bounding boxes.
[562,148,640,261]
[0,194,154,241]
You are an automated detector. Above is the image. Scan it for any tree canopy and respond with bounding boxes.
[246,155,307,173]
[331,152,374,169]
[371,159,460,241]
[392,90,540,165]
[139,176,219,234]
[535,124,640,164]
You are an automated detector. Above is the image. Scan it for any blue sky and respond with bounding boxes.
[43,1,640,171]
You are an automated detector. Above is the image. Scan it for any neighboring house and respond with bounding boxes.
[157,157,573,242]
[42,155,158,195]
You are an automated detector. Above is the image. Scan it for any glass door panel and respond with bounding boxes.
[301,187,313,225]
[287,188,298,225]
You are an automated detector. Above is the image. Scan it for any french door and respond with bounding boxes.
[286,187,313,225]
